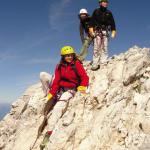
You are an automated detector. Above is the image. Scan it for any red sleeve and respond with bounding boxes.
[75,61,89,86]
[49,65,61,96]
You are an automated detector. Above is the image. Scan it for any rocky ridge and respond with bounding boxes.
[0,46,150,150]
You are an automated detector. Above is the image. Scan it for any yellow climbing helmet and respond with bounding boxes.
[60,46,75,55]
[99,0,108,2]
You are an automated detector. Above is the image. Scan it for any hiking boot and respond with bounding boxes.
[91,65,100,71]
[40,131,52,150]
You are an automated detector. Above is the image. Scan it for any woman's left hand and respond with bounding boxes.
[77,86,87,94]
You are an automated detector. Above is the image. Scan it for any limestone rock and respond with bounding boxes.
[0,46,150,150]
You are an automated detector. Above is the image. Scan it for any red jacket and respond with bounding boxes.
[49,60,89,96]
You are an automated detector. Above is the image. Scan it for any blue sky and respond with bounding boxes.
[0,0,150,103]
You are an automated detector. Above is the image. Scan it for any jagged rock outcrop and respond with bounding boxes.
[0,46,150,150]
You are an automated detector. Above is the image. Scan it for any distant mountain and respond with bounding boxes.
[0,103,10,120]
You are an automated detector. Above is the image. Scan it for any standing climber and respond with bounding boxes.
[40,46,89,149]
[78,8,94,61]
[89,0,116,71]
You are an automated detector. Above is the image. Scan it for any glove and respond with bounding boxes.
[77,86,87,94]
[46,93,53,101]
[89,27,95,38]
[111,30,116,38]
[44,93,54,115]
[89,27,94,33]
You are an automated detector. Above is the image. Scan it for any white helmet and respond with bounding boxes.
[79,8,88,15]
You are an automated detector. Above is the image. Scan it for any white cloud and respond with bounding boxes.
[25,34,51,50]
[49,0,74,31]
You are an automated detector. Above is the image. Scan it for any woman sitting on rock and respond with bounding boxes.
[40,45,89,149]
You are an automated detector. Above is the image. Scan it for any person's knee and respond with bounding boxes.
[40,72,47,80]
[40,72,52,82]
